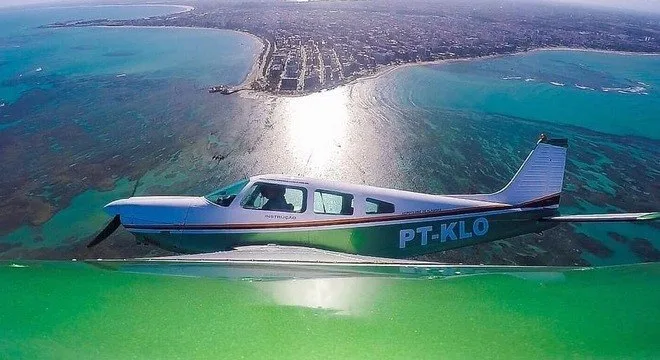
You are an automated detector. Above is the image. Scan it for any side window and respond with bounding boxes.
[366,198,395,214]
[241,183,306,213]
[314,190,354,215]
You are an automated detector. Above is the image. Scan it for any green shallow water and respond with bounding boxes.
[1,261,660,359]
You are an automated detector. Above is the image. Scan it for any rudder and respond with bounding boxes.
[465,135,568,207]
[494,135,567,206]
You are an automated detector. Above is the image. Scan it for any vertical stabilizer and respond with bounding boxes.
[464,136,568,207]
[492,136,567,206]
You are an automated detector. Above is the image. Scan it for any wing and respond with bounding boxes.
[542,212,659,222]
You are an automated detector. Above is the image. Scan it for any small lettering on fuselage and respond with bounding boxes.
[265,214,297,220]
[401,208,443,215]
[399,217,489,249]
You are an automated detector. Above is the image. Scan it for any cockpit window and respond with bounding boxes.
[241,182,306,213]
[314,190,354,215]
[366,198,395,214]
[204,179,249,207]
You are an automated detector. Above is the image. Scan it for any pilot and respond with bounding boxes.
[261,184,293,211]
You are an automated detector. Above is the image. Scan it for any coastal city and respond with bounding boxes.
[48,0,660,94]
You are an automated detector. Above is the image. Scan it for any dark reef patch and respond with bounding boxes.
[630,238,660,262]
[0,73,234,238]
[103,51,136,57]
[71,44,95,51]
[608,231,629,243]
[0,242,22,253]
[576,234,614,258]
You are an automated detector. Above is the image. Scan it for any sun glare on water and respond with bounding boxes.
[259,277,382,316]
[284,88,350,175]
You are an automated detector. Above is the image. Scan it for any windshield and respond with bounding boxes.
[204,179,249,207]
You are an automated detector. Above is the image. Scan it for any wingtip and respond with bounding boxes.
[537,134,569,148]
[541,212,660,222]
[638,212,660,221]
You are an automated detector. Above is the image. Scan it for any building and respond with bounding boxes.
[280,77,298,90]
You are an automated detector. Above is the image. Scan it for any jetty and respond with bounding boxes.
[208,85,245,95]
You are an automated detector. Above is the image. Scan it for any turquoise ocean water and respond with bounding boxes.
[0,5,657,265]
[393,51,660,140]
[0,5,262,255]
[0,5,261,105]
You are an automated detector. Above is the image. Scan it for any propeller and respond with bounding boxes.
[87,215,121,248]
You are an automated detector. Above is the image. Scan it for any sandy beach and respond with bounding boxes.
[239,45,659,99]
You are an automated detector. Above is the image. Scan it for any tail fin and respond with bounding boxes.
[467,135,568,207]
[494,135,567,206]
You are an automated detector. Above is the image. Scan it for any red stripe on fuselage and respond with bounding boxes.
[124,193,560,231]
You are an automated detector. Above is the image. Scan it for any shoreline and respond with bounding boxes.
[243,45,660,98]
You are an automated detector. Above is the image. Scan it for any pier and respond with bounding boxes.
[208,85,246,95]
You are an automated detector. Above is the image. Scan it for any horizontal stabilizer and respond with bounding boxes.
[542,212,659,223]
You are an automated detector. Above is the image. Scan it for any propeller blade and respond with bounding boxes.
[87,215,121,248]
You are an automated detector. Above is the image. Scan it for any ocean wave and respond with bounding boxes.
[575,84,595,90]
[524,78,535,82]
[549,81,565,87]
[502,76,522,80]
[602,85,648,94]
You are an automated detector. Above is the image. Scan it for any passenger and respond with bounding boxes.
[340,196,354,215]
[261,185,293,211]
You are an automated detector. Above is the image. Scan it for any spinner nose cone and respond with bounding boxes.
[101,196,207,226]
[103,198,130,216]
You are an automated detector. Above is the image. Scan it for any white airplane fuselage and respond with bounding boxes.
[102,138,569,257]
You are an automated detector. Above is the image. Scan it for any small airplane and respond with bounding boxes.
[89,135,659,258]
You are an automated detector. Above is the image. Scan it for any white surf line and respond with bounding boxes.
[575,84,595,90]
